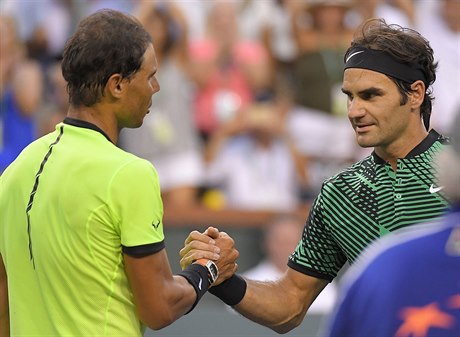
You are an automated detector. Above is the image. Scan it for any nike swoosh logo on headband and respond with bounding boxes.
[346,50,365,63]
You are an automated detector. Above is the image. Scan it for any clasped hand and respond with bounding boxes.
[180,227,239,286]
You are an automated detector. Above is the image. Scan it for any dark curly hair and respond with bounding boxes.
[345,19,438,131]
[61,9,152,107]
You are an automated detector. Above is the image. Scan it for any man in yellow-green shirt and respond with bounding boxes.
[0,9,237,336]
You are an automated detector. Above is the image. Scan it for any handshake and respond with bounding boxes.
[180,226,239,286]
[179,227,247,306]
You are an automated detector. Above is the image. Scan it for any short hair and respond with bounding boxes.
[61,9,152,107]
[346,19,437,131]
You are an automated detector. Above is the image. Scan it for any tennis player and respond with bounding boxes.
[0,9,238,336]
[324,109,460,337]
[180,18,451,334]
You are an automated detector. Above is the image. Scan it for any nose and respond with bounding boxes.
[347,98,365,120]
[150,76,160,94]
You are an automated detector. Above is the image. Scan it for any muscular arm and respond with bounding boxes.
[234,268,328,334]
[180,227,329,334]
[0,254,9,337]
[124,249,197,331]
[124,231,238,331]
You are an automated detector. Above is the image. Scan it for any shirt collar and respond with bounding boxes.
[372,129,441,165]
[63,117,112,143]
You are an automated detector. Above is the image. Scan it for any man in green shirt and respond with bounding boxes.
[180,18,450,333]
[0,9,237,336]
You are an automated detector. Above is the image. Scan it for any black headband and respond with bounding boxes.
[344,47,427,85]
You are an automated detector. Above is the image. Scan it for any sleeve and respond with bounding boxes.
[109,158,165,257]
[288,186,347,281]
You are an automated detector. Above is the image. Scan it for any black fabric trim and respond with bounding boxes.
[122,240,165,258]
[63,117,112,143]
[371,151,386,165]
[27,125,65,269]
[405,129,441,158]
[372,129,443,164]
[287,260,334,283]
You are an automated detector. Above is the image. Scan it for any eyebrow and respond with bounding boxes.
[341,87,384,96]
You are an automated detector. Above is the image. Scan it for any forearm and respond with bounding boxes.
[124,252,208,330]
[145,275,198,330]
[234,278,307,334]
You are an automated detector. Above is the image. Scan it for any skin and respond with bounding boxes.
[342,68,427,170]
[180,68,428,333]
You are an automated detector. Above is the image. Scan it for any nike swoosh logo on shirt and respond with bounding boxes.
[346,50,365,63]
[429,184,444,193]
[198,277,203,290]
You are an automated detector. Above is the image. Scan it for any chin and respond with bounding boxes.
[355,135,375,148]
[125,119,144,129]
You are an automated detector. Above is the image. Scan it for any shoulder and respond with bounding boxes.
[321,155,375,191]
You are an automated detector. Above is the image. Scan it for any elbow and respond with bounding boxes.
[141,309,176,331]
[272,321,301,335]
[271,307,305,334]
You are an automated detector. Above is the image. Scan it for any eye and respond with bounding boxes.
[361,92,374,100]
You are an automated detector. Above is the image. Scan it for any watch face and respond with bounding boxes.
[207,261,219,282]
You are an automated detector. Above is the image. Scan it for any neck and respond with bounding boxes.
[375,127,429,171]
[66,105,118,144]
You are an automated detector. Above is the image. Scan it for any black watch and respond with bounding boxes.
[194,259,219,285]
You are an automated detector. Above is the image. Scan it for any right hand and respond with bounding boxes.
[180,227,239,286]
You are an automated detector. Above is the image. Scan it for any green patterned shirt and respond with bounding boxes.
[288,130,450,281]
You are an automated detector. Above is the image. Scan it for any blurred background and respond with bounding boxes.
[1,0,459,336]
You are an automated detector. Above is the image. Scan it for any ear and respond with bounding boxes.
[106,73,125,99]
[409,80,425,110]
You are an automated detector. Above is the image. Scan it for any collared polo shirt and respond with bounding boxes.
[0,118,164,336]
[289,130,450,281]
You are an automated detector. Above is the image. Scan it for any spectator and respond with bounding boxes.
[0,0,75,67]
[189,0,273,141]
[324,109,460,337]
[237,0,304,95]
[288,0,359,194]
[292,0,355,116]
[0,15,44,173]
[202,101,308,212]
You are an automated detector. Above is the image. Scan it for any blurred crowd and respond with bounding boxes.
[1,0,459,215]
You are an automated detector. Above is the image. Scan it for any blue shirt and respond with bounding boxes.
[0,88,36,172]
[325,209,460,337]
